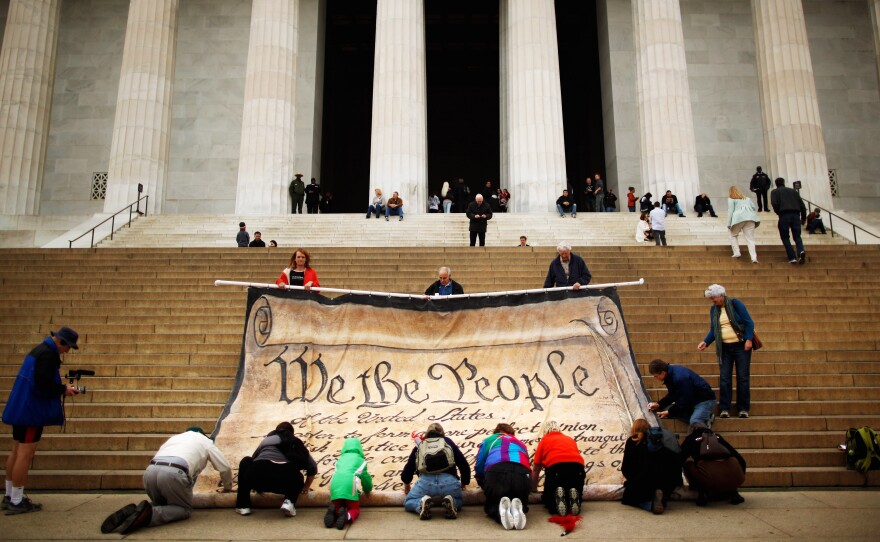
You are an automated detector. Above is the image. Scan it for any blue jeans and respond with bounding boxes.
[719,342,751,412]
[556,203,576,216]
[366,204,383,218]
[777,212,804,260]
[404,473,463,512]
[386,206,403,218]
[670,398,717,428]
[662,203,684,215]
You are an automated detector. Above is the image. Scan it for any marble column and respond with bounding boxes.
[0,0,61,215]
[632,0,701,208]
[369,0,427,212]
[105,0,179,215]
[752,0,832,208]
[235,0,298,214]
[871,0,880,100]
[500,0,567,213]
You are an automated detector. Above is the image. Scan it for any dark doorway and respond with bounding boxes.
[319,0,376,212]
[425,1,500,200]
[556,1,606,205]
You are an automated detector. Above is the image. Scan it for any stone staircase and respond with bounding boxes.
[1,240,878,490]
[95,211,851,248]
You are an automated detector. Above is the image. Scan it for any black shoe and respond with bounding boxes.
[0,496,9,511]
[711,213,718,217]
[101,503,137,533]
[118,500,152,534]
[698,213,703,218]
[568,487,581,516]
[798,251,806,264]
[418,495,432,520]
[696,492,708,507]
[335,505,347,529]
[652,489,665,515]
[4,497,42,515]
[323,504,337,528]
[554,486,567,516]
[730,492,745,505]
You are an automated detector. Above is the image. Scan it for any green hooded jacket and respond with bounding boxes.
[329,437,373,501]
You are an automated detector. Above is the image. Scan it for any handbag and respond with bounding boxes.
[751,332,763,351]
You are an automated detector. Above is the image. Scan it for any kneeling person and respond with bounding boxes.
[402,423,471,520]
[680,423,746,507]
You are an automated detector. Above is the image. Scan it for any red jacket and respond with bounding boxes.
[275,267,320,288]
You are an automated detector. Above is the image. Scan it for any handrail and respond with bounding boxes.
[801,197,880,245]
[68,195,149,248]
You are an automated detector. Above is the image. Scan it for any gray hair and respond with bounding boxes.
[438,266,451,276]
[539,420,560,438]
[556,241,572,253]
[704,284,726,298]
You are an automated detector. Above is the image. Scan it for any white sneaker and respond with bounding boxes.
[511,497,526,530]
[498,497,512,530]
[280,499,296,517]
[235,507,251,516]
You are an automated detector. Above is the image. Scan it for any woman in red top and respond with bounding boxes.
[275,249,320,291]
[531,420,586,516]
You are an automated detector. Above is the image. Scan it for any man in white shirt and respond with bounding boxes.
[649,202,668,246]
[102,426,233,534]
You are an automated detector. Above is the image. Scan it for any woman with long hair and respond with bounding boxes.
[727,186,760,263]
[620,419,682,514]
[275,249,319,291]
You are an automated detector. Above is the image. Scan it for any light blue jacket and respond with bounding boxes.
[727,198,760,229]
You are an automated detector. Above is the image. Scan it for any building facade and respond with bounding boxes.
[0,0,878,219]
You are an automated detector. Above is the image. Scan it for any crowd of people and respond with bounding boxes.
[4,276,755,531]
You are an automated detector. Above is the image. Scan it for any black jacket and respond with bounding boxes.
[400,436,471,486]
[543,253,592,288]
[424,279,464,296]
[466,201,493,232]
[770,186,806,220]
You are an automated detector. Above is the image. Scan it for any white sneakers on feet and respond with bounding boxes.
[510,498,526,530]
[281,499,296,517]
[498,497,513,530]
[235,507,251,516]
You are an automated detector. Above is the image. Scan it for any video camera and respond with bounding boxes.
[67,369,95,394]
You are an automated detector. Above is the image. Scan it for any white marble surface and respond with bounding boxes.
[105,0,178,215]
[369,0,428,213]
[0,0,61,215]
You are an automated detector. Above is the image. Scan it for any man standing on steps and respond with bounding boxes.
[543,242,591,290]
[770,177,807,265]
[749,166,771,213]
[305,177,321,214]
[466,193,493,246]
[2,327,81,514]
[100,426,233,534]
[289,173,305,214]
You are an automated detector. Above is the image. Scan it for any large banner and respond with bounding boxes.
[195,288,652,506]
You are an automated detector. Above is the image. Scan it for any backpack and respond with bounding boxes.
[646,426,681,454]
[696,430,730,461]
[845,427,880,473]
[416,437,455,474]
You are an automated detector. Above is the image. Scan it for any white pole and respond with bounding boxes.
[213,279,645,300]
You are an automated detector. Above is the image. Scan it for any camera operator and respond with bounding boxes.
[2,327,81,515]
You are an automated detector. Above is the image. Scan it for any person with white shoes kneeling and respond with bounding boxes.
[474,423,531,530]
[235,421,317,518]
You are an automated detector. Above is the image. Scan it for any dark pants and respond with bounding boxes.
[719,341,751,413]
[292,195,304,214]
[469,231,485,246]
[807,218,826,234]
[306,201,319,214]
[540,462,585,514]
[777,212,805,261]
[755,190,768,212]
[583,197,595,212]
[482,463,530,523]
[236,457,304,508]
[653,229,667,246]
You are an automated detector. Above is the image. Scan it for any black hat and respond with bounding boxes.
[51,326,79,349]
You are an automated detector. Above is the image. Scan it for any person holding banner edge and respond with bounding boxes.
[275,249,320,291]
[543,242,592,290]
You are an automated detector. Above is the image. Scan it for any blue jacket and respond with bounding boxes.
[543,253,592,288]
[2,337,66,427]
[703,298,755,345]
[656,365,716,420]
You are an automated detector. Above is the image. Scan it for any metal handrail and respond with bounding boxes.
[68,195,149,248]
[801,198,879,245]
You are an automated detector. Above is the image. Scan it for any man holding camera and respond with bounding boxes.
[2,327,81,514]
